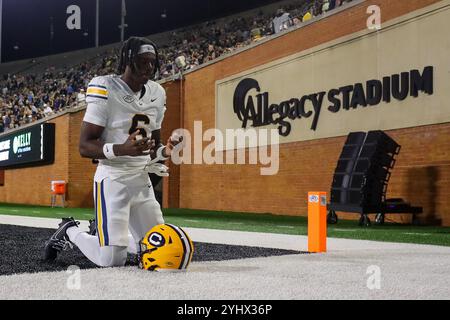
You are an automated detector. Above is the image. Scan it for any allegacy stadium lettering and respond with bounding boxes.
[233,66,434,136]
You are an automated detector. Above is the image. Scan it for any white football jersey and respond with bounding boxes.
[83,75,166,179]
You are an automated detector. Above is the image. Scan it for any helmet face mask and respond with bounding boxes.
[138,224,194,271]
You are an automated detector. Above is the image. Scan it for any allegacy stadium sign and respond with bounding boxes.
[233,66,433,136]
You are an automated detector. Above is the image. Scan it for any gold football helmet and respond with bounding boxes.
[138,224,194,271]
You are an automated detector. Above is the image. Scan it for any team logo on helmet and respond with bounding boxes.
[148,232,165,247]
[139,224,194,271]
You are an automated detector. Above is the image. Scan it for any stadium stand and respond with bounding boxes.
[0,0,352,133]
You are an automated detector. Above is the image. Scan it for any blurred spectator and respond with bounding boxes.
[329,0,336,10]
[313,0,323,16]
[77,89,86,104]
[251,27,262,41]
[272,9,294,34]
[322,0,330,13]
[303,11,313,22]
[43,104,53,116]
[67,84,75,95]
[2,113,10,129]
[31,104,38,115]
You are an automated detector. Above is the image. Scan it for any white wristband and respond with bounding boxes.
[103,143,117,159]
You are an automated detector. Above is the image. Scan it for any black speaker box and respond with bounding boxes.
[365,131,400,155]
[330,131,400,207]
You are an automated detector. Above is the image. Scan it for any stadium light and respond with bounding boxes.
[119,0,128,42]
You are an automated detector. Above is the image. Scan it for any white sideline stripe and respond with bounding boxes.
[0,215,446,252]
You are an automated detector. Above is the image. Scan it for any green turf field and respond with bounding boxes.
[0,203,449,247]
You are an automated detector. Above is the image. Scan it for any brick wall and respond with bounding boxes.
[161,80,182,208]
[66,110,97,208]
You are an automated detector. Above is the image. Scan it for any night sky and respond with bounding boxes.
[1,0,281,62]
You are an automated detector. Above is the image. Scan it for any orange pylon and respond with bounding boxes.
[308,192,327,253]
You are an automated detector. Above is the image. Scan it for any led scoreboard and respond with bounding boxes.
[0,123,55,169]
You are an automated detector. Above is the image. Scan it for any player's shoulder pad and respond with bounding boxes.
[86,75,112,101]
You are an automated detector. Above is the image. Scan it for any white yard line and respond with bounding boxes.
[332,229,359,232]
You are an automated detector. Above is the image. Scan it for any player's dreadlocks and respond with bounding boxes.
[117,36,160,80]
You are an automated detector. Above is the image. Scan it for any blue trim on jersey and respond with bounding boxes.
[87,94,108,100]
[100,180,109,246]
[88,84,107,89]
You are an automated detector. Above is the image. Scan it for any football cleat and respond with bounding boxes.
[44,217,80,261]
[139,224,194,271]
[88,219,97,236]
